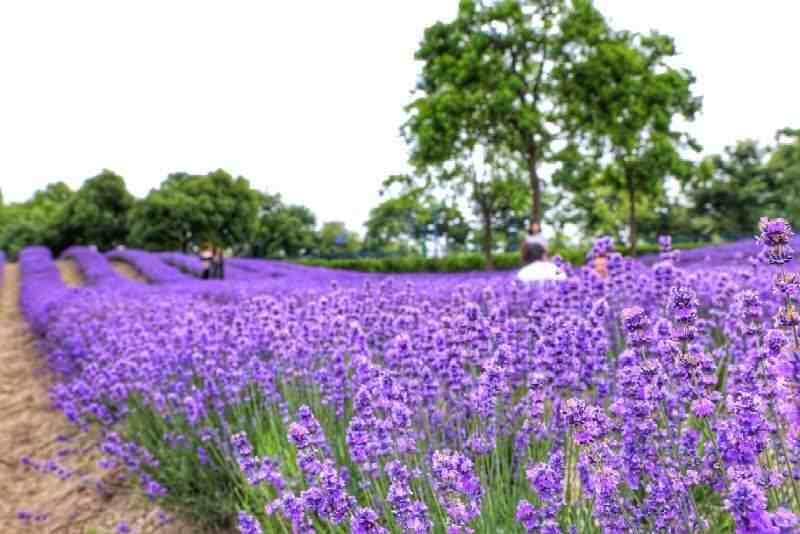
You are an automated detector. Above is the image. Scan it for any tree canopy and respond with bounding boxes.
[55,170,135,251]
[539,25,700,255]
[405,0,612,229]
[129,170,260,252]
[251,192,317,258]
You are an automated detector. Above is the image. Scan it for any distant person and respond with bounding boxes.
[211,247,225,280]
[199,243,213,280]
[521,222,547,264]
[517,243,566,283]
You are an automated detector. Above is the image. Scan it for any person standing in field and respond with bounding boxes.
[517,242,566,282]
[521,222,547,265]
[199,243,213,280]
[212,247,225,280]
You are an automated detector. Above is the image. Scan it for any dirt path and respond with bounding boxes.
[0,264,189,534]
[109,260,150,283]
[56,260,84,287]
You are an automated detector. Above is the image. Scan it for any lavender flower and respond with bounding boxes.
[757,217,794,265]
[238,511,262,534]
[431,450,482,531]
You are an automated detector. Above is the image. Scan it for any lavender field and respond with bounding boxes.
[14,220,800,533]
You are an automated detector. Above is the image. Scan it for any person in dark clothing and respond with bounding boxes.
[212,247,225,280]
[521,222,547,265]
[199,243,213,279]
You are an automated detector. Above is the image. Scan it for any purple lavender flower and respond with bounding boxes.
[587,236,614,260]
[431,450,482,530]
[690,397,714,418]
[351,507,389,534]
[237,511,262,534]
[668,286,699,341]
[659,235,672,253]
[757,217,794,265]
[386,460,432,533]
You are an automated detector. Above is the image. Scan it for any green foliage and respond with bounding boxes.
[316,221,361,258]
[251,192,317,257]
[128,170,260,252]
[685,130,800,240]
[405,0,613,229]
[0,221,50,261]
[554,29,701,254]
[365,184,438,255]
[0,182,74,259]
[768,129,800,223]
[297,240,706,273]
[54,170,134,251]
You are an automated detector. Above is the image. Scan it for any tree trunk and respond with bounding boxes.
[627,173,637,256]
[526,138,542,227]
[481,205,494,272]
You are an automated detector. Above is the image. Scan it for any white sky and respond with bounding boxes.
[1,1,798,233]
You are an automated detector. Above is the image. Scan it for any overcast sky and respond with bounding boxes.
[1,1,798,232]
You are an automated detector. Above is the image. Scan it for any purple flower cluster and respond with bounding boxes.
[758,217,795,265]
[431,450,482,532]
[587,235,614,260]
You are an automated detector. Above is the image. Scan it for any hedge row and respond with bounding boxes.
[295,242,707,273]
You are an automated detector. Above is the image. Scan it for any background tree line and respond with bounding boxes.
[0,169,354,260]
[1,123,796,264]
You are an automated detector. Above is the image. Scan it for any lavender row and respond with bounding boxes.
[62,246,143,289]
[105,249,193,284]
[158,252,264,282]
[19,247,73,335]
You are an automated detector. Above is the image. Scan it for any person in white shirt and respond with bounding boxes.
[517,242,567,283]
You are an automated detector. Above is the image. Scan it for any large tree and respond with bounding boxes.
[554,30,701,254]
[464,155,529,268]
[251,191,317,258]
[404,0,611,228]
[128,170,260,252]
[54,171,133,251]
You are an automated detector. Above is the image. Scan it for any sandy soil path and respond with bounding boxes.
[56,260,85,287]
[0,264,190,533]
[109,260,149,283]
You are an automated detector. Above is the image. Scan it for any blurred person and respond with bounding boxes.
[212,247,226,280]
[199,243,213,280]
[521,222,547,264]
[517,242,566,283]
